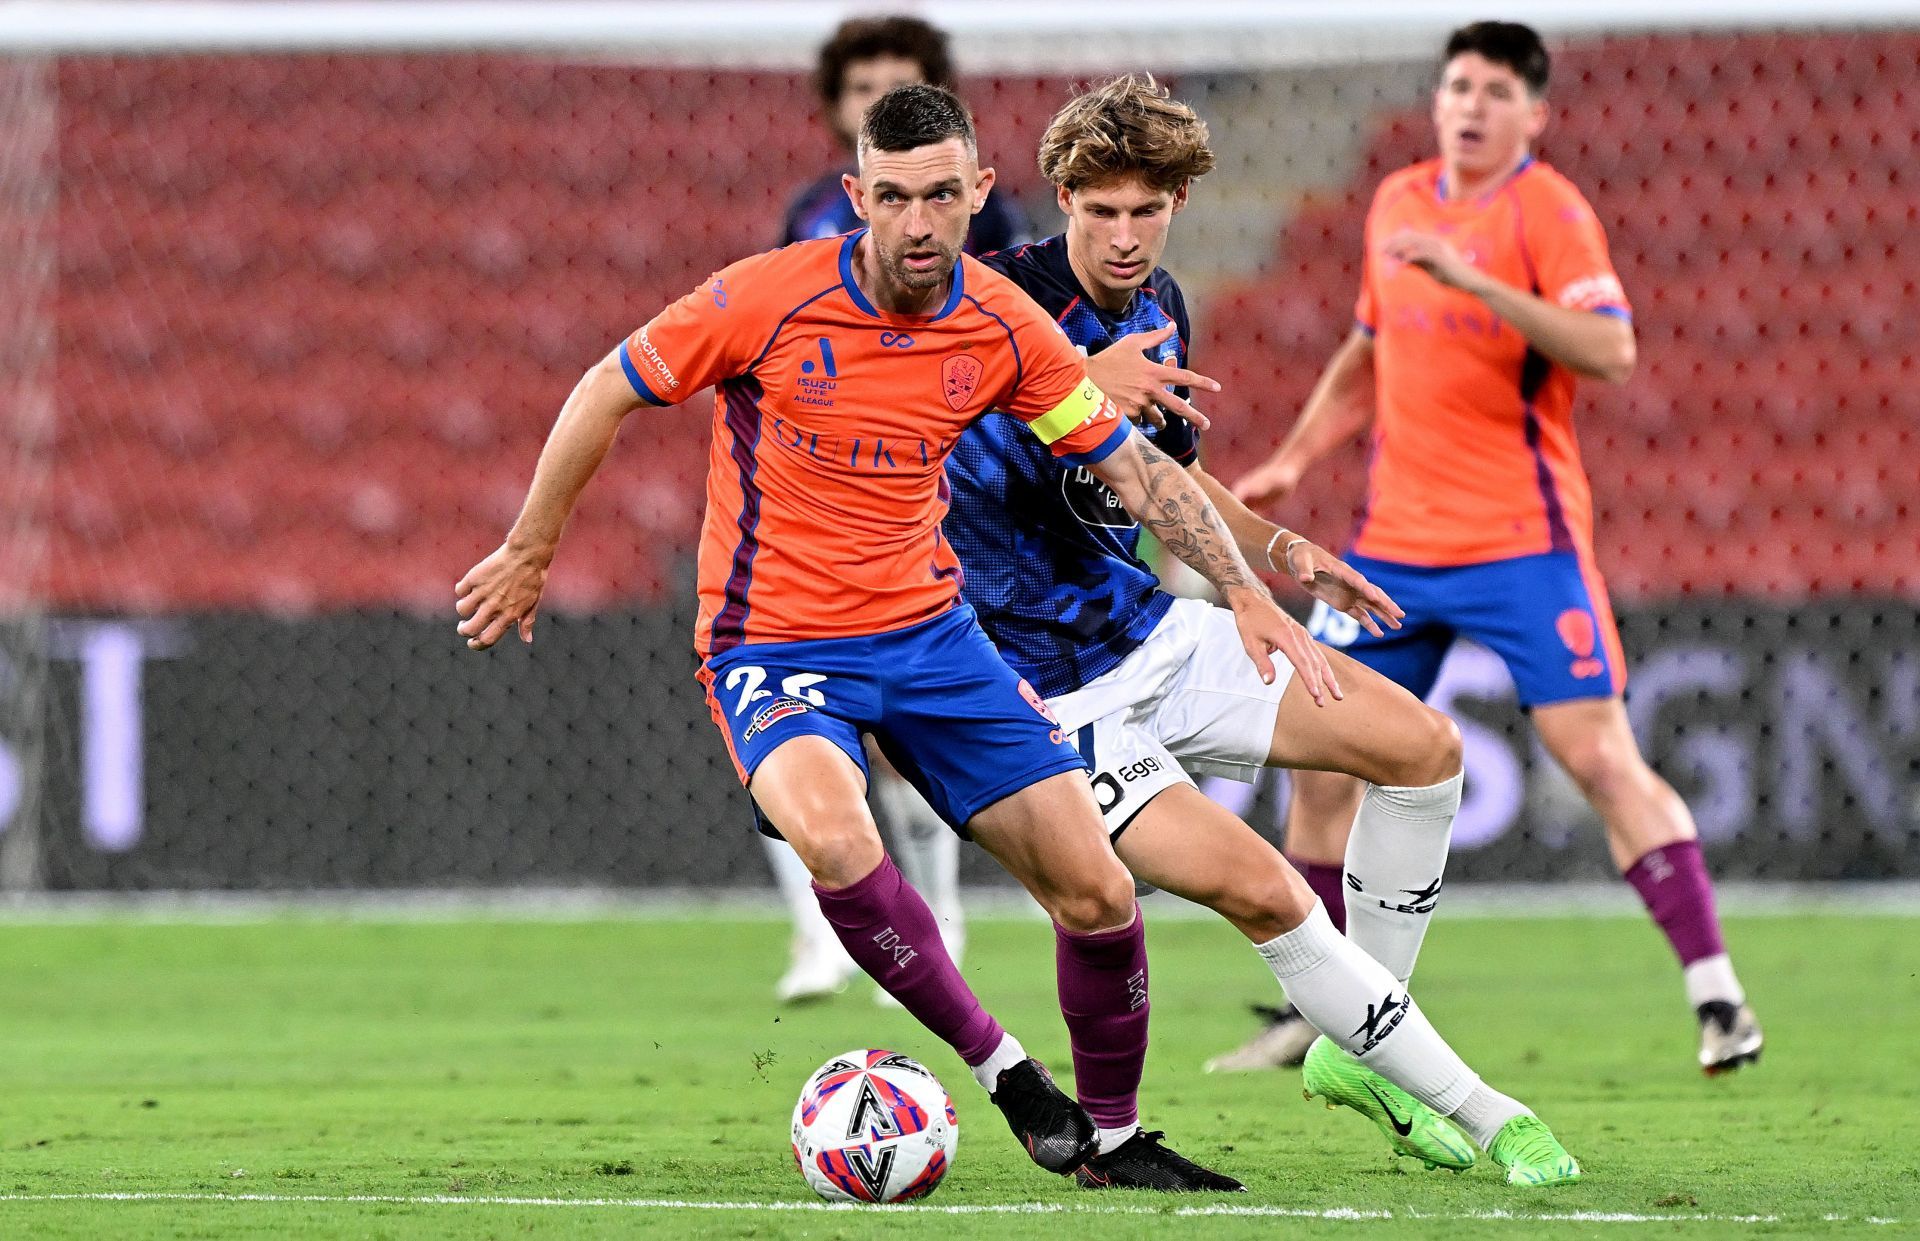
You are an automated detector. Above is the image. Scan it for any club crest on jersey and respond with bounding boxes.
[1016,678,1058,725]
[743,696,813,741]
[941,354,982,411]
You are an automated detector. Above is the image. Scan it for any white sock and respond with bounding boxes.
[1447,1083,1532,1149]
[761,836,850,965]
[1256,901,1480,1116]
[1683,953,1745,1009]
[1342,773,1461,983]
[971,1030,1028,1093]
[875,773,965,963]
[1095,1123,1140,1155]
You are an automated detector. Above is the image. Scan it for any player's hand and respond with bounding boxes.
[1381,229,1486,294]
[455,541,550,650]
[1271,537,1403,638]
[1230,456,1302,509]
[1224,586,1342,706]
[1082,323,1219,431]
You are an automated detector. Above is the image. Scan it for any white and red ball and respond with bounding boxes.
[790,1048,958,1203]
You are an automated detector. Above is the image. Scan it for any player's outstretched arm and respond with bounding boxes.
[1190,464,1401,637]
[1232,328,1376,508]
[455,348,641,651]
[1090,434,1341,705]
[1381,229,1635,383]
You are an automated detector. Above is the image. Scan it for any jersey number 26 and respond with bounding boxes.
[726,666,829,715]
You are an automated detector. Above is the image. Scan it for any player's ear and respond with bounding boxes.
[842,171,870,222]
[972,165,996,215]
[1170,182,1190,215]
[1055,184,1073,217]
[1525,95,1549,141]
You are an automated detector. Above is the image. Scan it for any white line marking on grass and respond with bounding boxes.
[3,881,1917,925]
[0,1192,1897,1225]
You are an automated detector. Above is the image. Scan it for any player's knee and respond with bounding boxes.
[780,811,884,886]
[1365,705,1460,788]
[1046,868,1138,934]
[1219,859,1315,943]
[1404,709,1462,786]
[1557,735,1642,807]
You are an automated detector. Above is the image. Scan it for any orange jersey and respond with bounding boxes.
[1352,157,1630,565]
[620,232,1128,659]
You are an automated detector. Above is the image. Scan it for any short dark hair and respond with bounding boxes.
[1443,21,1550,95]
[814,15,955,107]
[859,84,977,160]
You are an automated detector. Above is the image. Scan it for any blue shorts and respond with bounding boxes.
[698,603,1089,838]
[1306,551,1628,708]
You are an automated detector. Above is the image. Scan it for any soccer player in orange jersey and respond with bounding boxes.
[765,13,1020,1008]
[457,85,1371,1184]
[1234,22,1762,1074]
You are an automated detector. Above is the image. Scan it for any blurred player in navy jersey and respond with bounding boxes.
[945,74,1582,1189]
[782,15,1029,252]
[762,15,1029,1004]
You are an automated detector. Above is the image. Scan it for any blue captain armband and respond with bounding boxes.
[1056,419,1132,468]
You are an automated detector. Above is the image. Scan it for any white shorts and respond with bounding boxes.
[1045,597,1294,835]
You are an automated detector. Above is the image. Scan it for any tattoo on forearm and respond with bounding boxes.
[1131,440,1259,594]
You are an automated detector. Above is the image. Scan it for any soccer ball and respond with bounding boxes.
[790,1048,958,1203]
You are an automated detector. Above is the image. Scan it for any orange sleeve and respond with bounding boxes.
[1529,181,1631,319]
[997,305,1130,466]
[619,257,765,406]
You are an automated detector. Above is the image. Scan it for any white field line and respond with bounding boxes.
[2,881,1919,924]
[0,1192,1903,1226]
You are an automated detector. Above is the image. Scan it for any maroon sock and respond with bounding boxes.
[1288,856,1349,934]
[812,857,1005,1066]
[1622,839,1727,966]
[1054,904,1149,1131]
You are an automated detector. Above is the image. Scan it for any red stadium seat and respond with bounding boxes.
[44,42,1917,610]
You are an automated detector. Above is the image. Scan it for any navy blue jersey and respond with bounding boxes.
[780,165,1030,253]
[945,234,1199,698]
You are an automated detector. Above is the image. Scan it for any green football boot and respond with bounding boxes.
[1301,1037,1476,1171]
[1487,1114,1582,1186]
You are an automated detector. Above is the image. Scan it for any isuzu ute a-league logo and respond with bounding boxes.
[941,354,982,411]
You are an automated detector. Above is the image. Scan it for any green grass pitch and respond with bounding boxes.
[0,908,1915,1238]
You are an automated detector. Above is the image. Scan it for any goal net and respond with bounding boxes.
[1,3,1914,891]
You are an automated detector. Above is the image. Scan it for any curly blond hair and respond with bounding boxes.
[1037,74,1215,193]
